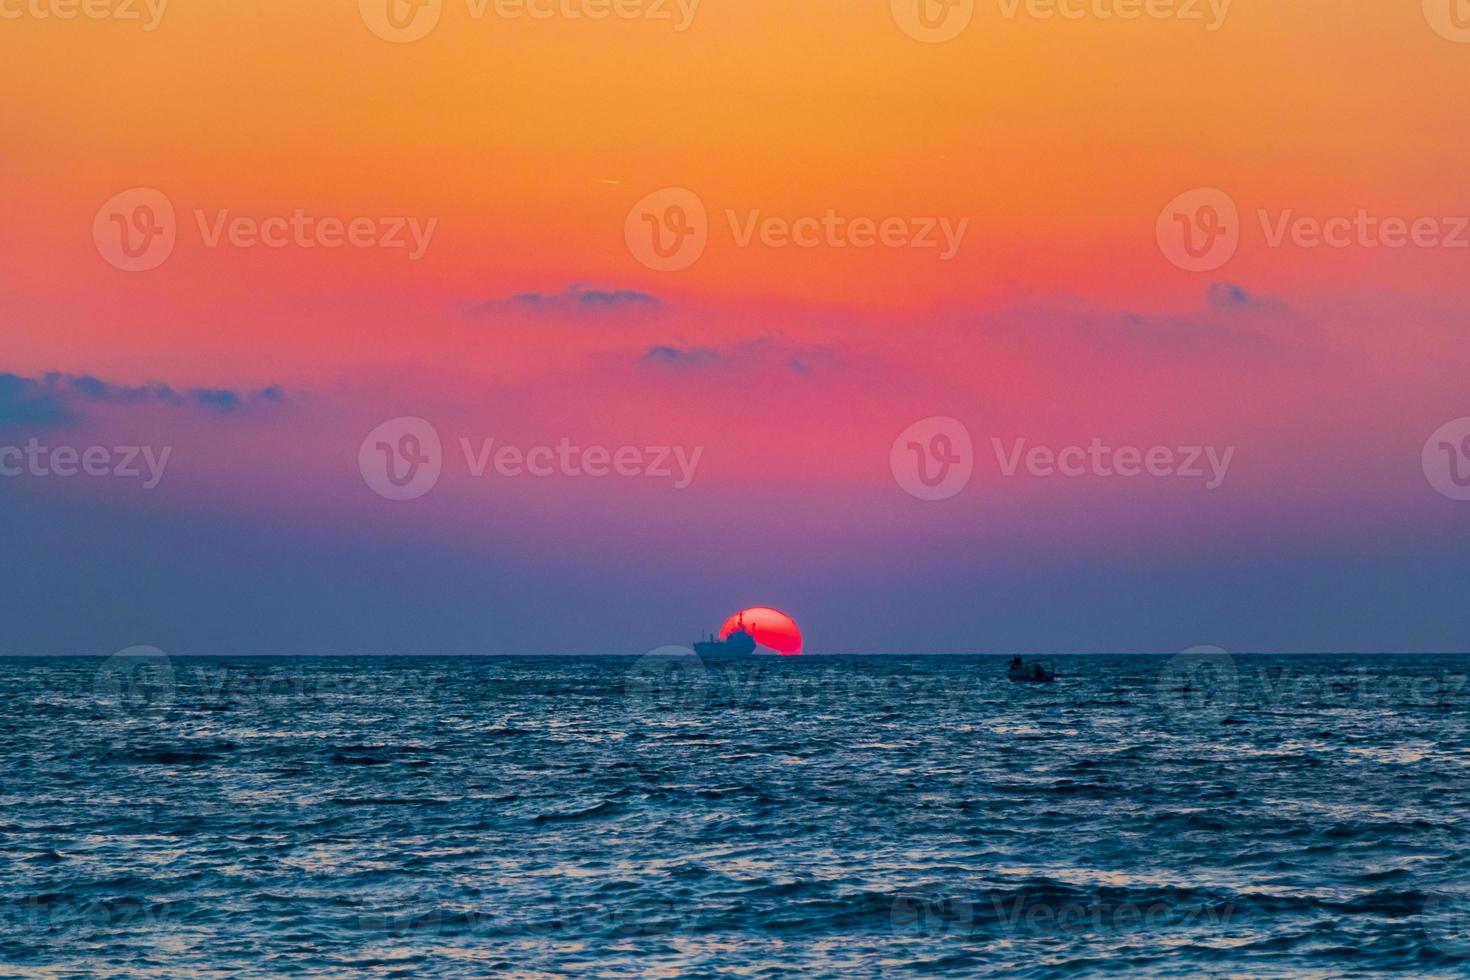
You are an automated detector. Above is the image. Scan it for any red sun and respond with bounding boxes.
[720,607,803,656]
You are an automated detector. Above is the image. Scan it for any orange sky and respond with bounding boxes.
[2,0,1469,653]
[4,1,1469,377]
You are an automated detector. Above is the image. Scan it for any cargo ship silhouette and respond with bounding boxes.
[693,612,758,657]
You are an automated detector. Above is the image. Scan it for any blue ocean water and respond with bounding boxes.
[4,653,1470,977]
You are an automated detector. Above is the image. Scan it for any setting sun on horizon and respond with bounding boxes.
[721,607,804,655]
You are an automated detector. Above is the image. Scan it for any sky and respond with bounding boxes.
[1,0,1467,654]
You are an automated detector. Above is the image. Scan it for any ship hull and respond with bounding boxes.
[693,619,759,658]
[693,642,755,657]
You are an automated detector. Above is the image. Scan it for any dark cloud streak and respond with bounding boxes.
[467,284,661,317]
[0,371,288,428]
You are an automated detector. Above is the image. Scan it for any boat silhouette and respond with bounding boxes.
[693,612,758,657]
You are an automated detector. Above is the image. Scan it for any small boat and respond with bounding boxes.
[1007,657,1056,684]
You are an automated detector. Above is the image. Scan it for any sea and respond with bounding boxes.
[3,653,1470,978]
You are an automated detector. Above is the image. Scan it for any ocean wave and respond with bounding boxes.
[7,654,1470,976]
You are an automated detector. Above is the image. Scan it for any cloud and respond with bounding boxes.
[0,374,72,427]
[572,288,660,307]
[967,290,1280,359]
[643,344,719,367]
[641,334,835,376]
[469,284,661,317]
[788,357,814,376]
[1207,282,1288,314]
[0,371,288,428]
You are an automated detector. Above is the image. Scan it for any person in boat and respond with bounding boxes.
[1010,656,1023,670]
